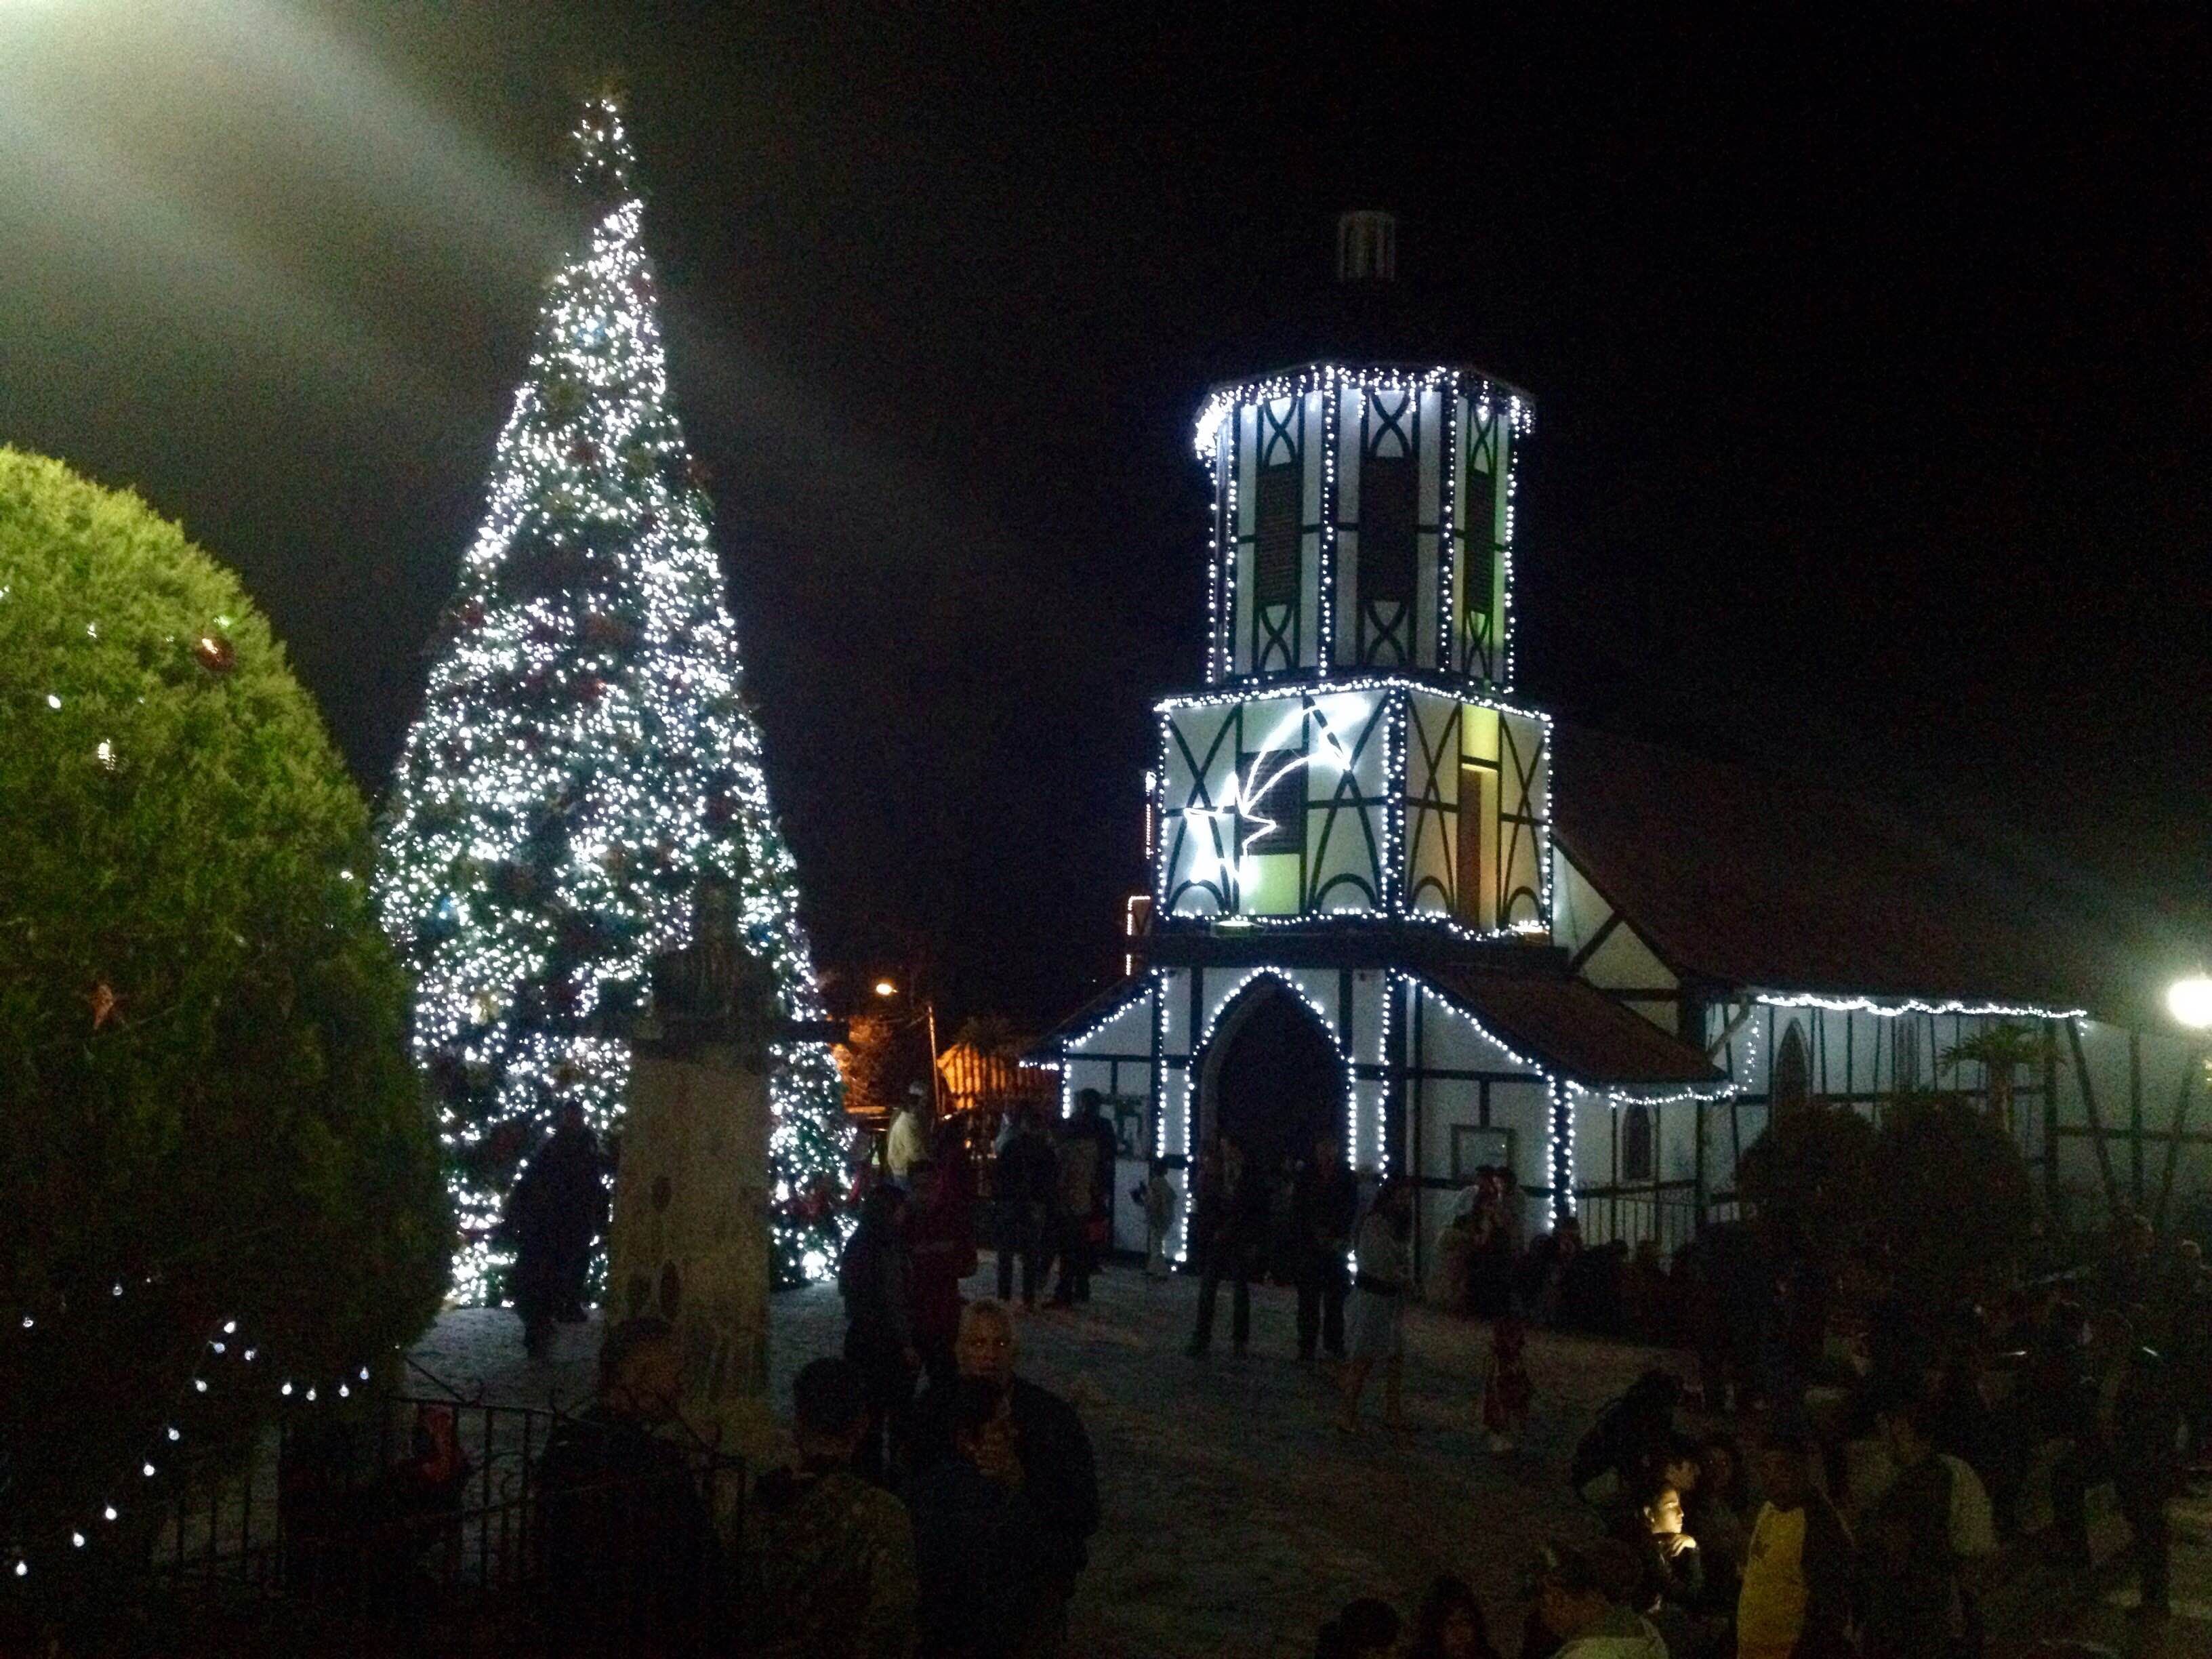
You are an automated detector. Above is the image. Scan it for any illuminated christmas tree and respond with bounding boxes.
[376,95,847,1297]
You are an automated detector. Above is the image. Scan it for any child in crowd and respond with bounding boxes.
[1482,1314,1533,1452]
[1134,1157,1179,1279]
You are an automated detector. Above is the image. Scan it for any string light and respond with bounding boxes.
[7,1284,385,1577]
[1754,990,2085,1021]
[375,95,848,1296]
[1193,366,1532,690]
[1156,676,1555,934]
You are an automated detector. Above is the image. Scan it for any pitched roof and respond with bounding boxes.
[1421,964,1725,1093]
[1551,723,2147,1023]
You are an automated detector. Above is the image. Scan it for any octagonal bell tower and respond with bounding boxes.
[1197,362,1530,687]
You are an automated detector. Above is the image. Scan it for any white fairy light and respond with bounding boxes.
[375,95,849,1296]
[1756,989,2085,1021]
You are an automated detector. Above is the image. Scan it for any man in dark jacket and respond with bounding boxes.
[1185,1138,1269,1357]
[1291,1134,1359,1361]
[507,1102,609,1357]
[905,1375,1050,1659]
[2052,1309,2180,1616]
[535,1318,713,1652]
[992,1106,1058,1309]
[840,1183,920,1486]
[909,1301,1098,1653]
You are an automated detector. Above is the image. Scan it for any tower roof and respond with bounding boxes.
[1195,210,1521,398]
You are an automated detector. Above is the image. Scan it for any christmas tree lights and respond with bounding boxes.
[376,96,846,1297]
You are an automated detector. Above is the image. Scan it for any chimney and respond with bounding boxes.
[1335,209,1397,283]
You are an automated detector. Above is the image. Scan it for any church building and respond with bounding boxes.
[1040,215,2206,1278]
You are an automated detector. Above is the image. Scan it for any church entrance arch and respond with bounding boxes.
[1196,979,1347,1189]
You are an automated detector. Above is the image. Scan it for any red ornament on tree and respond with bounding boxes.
[194,634,236,675]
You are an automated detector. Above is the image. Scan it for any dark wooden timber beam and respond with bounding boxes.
[2154,1055,2199,1232]
[2065,1019,2124,1220]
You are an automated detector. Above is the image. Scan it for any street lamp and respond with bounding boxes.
[871,978,943,1113]
[2167,972,2212,1033]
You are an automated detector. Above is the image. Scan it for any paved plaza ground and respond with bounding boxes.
[413,1255,2212,1659]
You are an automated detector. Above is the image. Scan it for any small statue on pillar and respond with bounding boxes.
[605,878,777,1461]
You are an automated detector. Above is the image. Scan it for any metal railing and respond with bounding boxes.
[129,1379,742,1652]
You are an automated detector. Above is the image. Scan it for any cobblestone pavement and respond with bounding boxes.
[414,1256,1677,1658]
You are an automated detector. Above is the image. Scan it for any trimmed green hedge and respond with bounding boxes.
[0,449,448,1552]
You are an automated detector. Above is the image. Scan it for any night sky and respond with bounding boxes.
[3,4,2207,1028]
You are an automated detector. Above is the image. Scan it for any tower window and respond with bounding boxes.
[1361,454,1417,607]
[1461,462,1497,641]
[1255,463,1300,611]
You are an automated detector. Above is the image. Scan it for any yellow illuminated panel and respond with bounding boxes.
[1242,852,1303,916]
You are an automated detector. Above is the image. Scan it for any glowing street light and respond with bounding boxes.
[2167,972,2212,1033]
[873,979,898,999]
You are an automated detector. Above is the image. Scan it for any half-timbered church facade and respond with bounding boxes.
[1043,226,2206,1277]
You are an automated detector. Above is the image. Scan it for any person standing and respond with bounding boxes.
[1338,1176,1414,1433]
[839,1183,920,1486]
[1736,1430,1854,1659]
[992,1105,1057,1309]
[505,1101,609,1358]
[1481,1313,1534,1453]
[909,1302,1099,1654]
[1048,1090,1119,1306]
[1134,1157,1180,1279]
[1186,1139,1267,1358]
[2051,1309,2179,1619]
[1860,1395,1967,1659]
[745,1357,918,1659]
[905,1376,1050,1659]
[886,1082,930,1189]
[905,1160,970,1393]
[1292,1135,1359,1362]
[534,1318,712,1647]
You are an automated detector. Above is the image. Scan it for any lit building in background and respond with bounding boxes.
[1040,213,2209,1273]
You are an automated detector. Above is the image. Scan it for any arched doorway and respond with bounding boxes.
[1200,979,1347,1179]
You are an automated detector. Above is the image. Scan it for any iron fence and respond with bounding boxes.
[126,1376,743,1654]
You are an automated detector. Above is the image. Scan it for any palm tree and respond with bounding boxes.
[1939,1021,2047,1133]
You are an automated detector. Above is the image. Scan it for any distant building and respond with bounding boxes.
[1038,216,2203,1272]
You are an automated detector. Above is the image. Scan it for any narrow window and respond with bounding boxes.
[1254,464,1300,611]
[1621,1104,1654,1183]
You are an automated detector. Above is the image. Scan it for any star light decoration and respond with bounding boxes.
[375,96,848,1297]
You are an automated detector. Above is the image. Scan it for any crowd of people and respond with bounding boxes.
[507,1083,2206,1658]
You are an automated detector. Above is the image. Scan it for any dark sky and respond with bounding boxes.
[3,3,2207,1027]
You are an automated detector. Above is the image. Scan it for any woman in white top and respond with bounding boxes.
[1337,1175,1413,1433]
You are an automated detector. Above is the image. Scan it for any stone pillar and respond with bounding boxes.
[605,890,777,1463]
